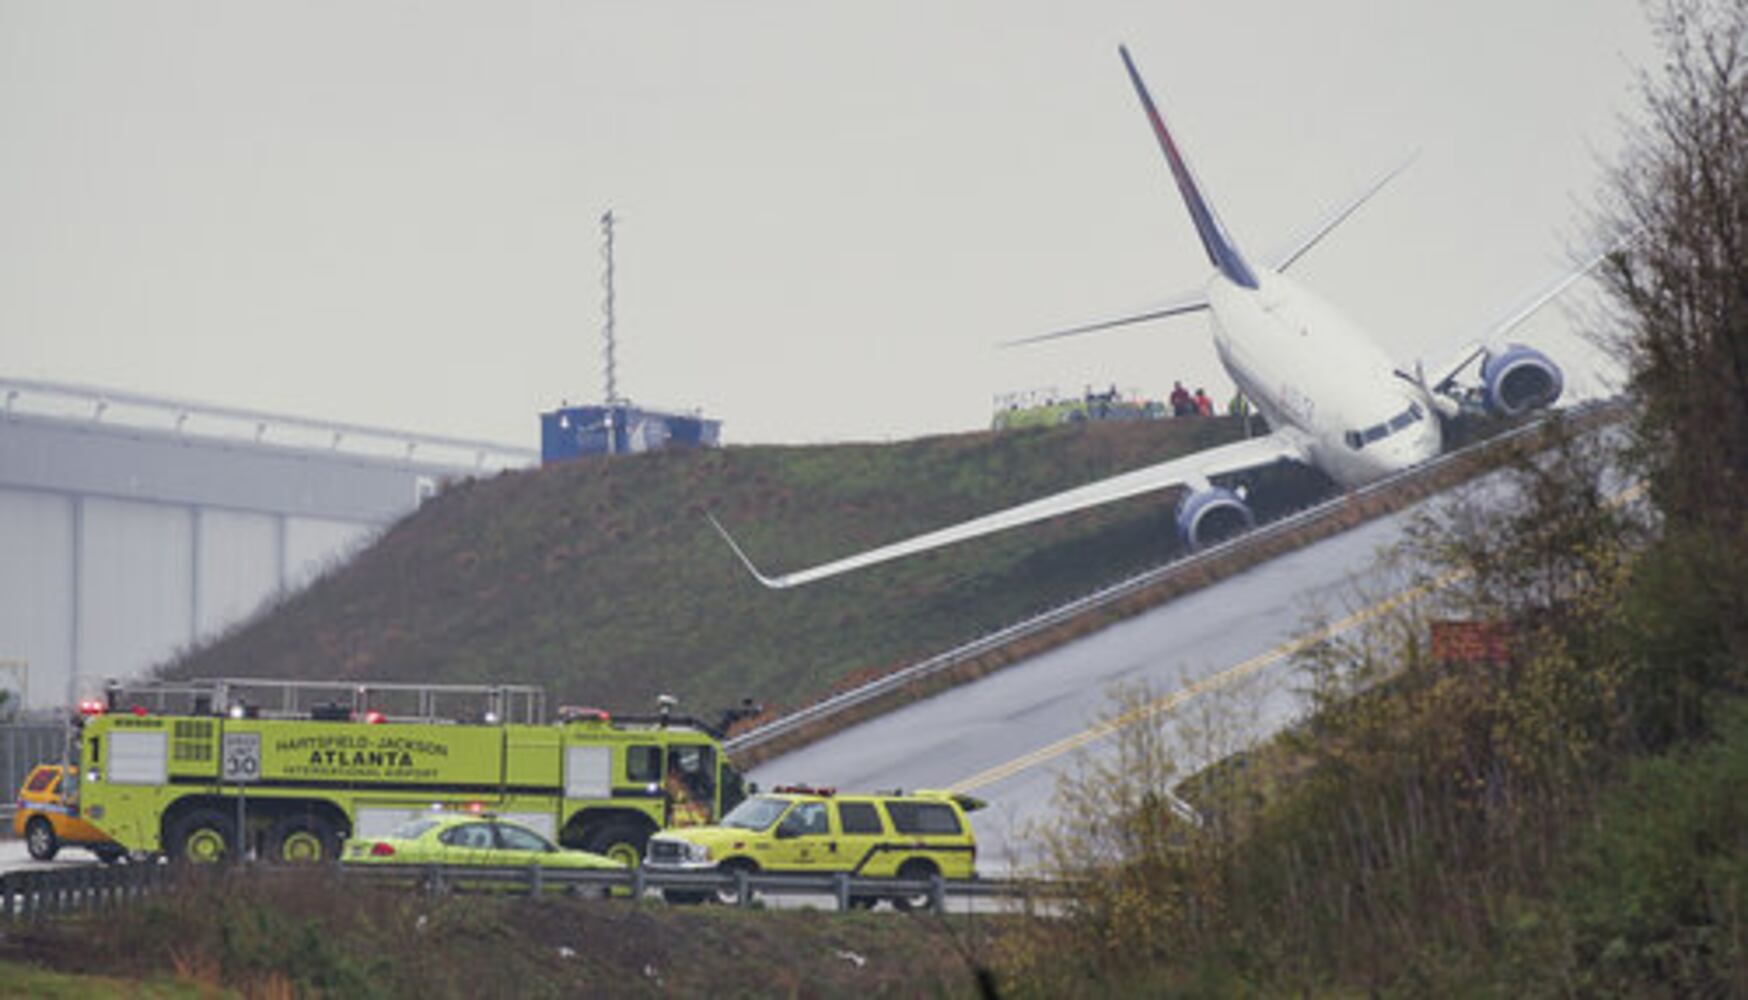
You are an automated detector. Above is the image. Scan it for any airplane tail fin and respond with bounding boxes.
[1118,45,1259,289]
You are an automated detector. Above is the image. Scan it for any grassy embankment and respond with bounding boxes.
[165,416,1324,723]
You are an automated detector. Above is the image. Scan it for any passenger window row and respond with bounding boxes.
[827,800,962,836]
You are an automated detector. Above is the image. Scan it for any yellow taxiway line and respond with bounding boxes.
[946,566,1464,795]
[948,478,1647,795]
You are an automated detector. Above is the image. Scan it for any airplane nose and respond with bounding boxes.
[1373,430,1436,474]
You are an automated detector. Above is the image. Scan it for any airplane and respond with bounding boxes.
[710,44,1607,590]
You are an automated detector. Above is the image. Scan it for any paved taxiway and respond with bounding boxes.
[0,837,93,875]
[749,489,1467,871]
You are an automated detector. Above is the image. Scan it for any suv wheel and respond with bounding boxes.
[716,858,758,905]
[25,817,59,861]
[890,859,938,913]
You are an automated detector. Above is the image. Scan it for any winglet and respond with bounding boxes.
[1118,45,1259,289]
[705,512,787,589]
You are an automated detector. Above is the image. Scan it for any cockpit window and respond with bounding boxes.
[1346,403,1424,451]
[1389,402,1424,432]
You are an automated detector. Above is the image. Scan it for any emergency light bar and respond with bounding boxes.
[772,784,836,797]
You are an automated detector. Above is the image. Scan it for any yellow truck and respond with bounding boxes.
[645,783,983,909]
[77,678,751,866]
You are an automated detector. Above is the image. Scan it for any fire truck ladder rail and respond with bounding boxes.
[98,677,548,725]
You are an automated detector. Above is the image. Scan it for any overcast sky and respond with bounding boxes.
[0,2,1654,448]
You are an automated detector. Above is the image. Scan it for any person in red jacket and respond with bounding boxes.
[1170,381,1193,417]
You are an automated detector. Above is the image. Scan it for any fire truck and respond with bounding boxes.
[75,678,754,866]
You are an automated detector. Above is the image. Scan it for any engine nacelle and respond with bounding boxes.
[1480,343,1564,417]
[1176,486,1255,550]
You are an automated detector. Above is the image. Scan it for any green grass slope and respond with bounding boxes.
[167,417,1317,720]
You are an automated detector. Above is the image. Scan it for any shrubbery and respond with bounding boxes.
[997,2,1748,993]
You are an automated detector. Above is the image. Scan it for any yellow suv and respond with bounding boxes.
[644,784,982,909]
[13,764,124,864]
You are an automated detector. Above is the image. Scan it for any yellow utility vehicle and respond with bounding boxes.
[13,763,124,863]
[644,784,982,909]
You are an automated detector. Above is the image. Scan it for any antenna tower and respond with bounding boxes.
[600,210,623,406]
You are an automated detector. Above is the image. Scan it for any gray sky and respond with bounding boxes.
[0,2,1653,448]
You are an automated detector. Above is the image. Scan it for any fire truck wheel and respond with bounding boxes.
[168,809,238,865]
[267,815,339,864]
[25,817,59,861]
[584,820,648,870]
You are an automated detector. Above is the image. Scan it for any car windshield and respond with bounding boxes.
[720,795,791,831]
[387,818,442,840]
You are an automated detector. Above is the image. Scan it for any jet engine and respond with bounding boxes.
[1176,486,1254,550]
[1480,344,1564,417]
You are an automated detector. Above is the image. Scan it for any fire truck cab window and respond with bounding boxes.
[627,745,661,783]
[666,745,715,801]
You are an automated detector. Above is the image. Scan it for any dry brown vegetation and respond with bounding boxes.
[987,4,1748,992]
[1,868,1005,998]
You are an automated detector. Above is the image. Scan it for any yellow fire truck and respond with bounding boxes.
[76,678,753,866]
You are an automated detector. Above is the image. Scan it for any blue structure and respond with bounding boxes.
[540,404,721,463]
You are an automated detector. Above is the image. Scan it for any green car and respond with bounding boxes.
[346,813,625,892]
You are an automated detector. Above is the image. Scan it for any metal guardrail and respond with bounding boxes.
[0,863,175,921]
[351,862,1039,911]
[0,861,1047,922]
[726,402,1628,757]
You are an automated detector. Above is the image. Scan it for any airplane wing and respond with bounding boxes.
[709,429,1311,589]
[1003,287,1208,347]
[1265,151,1418,273]
[1420,236,1628,395]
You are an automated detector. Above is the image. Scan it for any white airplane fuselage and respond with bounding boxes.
[706,44,1579,589]
[1207,270,1442,488]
